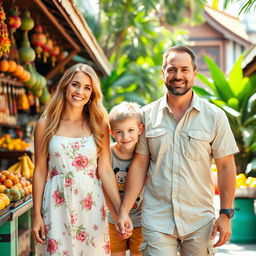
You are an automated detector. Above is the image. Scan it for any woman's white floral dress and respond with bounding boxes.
[38,135,110,256]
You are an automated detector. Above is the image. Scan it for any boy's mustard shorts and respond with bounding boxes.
[109,223,143,255]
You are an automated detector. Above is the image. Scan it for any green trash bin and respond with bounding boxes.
[230,198,256,244]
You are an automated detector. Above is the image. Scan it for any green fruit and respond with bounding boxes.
[24,72,36,87]
[4,188,13,201]
[40,87,51,104]
[21,11,34,31]
[7,188,21,201]
[18,188,25,198]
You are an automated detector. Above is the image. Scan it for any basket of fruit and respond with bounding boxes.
[0,155,33,211]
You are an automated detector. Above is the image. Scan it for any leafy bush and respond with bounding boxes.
[193,56,256,175]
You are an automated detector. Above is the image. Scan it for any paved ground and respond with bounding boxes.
[126,243,256,255]
[216,242,256,256]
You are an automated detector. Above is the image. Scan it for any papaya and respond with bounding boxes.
[4,188,21,202]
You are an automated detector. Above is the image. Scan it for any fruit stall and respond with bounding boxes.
[0,0,111,255]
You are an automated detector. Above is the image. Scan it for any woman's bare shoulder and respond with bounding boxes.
[35,116,48,134]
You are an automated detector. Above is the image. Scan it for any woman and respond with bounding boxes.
[32,63,121,255]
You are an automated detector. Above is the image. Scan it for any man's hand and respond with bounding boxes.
[211,215,231,247]
[115,212,133,239]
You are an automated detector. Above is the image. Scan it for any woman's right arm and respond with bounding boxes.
[32,118,49,244]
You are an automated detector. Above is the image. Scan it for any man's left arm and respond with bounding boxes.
[211,154,236,247]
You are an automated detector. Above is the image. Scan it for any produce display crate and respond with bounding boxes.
[0,205,11,217]
[0,199,33,256]
[10,198,25,209]
[23,194,32,202]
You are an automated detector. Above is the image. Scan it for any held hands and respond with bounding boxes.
[32,215,46,244]
[115,212,133,239]
[211,214,231,247]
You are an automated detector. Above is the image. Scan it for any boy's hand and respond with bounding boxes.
[115,212,133,238]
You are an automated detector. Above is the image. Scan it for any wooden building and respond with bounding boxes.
[243,44,256,77]
[174,5,252,79]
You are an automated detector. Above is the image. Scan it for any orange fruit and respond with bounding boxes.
[27,185,32,193]
[20,180,26,187]
[4,179,13,188]
[1,170,9,176]
[18,70,27,81]
[14,144,21,151]
[7,144,14,151]
[0,199,5,210]
[0,59,9,72]
[0,175,6,183]
[8,60,17,72]
[0,193,10,206]
[25,180,31,186]
[21,71,31,82]
[13,177,19,184]
[23,187,29,195]
[12,65,24,76]
[7,172,15,181]
[4,134,11,139]
[15,183,22,189]
[0,184,6,193]
[19,177,26,182]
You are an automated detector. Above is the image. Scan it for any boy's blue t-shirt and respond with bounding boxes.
[107,144,143,228]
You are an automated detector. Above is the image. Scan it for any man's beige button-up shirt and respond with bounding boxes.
[136,92,239,236]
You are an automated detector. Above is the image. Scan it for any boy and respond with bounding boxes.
[107,102,144,256]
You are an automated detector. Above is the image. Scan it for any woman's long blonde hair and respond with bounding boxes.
[40,63,108,156]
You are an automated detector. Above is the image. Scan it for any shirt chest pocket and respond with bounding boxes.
[146,128,169,162]
[185,130,212,161]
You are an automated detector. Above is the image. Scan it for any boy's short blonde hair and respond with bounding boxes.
[109,102,142,127]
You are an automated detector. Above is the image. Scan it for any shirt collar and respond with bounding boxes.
[159,90,202,112]
[159,94,169,111]
[190,91,201,112]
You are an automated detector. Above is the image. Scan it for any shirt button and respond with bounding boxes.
[173,174,177,178]
[173,194,177,198]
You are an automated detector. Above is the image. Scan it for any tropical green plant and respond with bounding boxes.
[193,55,256,175]
[76,0,206,108]
[101,27,189,109]
[216,0,256,14]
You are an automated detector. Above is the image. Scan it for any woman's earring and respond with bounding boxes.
[88,99,91,105]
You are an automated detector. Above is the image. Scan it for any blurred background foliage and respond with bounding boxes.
[194,56,256,174]
[76,0,207,109]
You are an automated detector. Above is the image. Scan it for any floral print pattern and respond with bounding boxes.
[38,135,110,256]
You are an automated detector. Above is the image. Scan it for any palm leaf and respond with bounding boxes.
[228,56,244,96]
[204,56,234,101]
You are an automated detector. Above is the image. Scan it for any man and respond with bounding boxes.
[116,45,238,256]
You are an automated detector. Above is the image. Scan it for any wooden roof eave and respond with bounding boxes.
[242,44,256,77]
[204,12,251,48]
[52,0,112,77]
